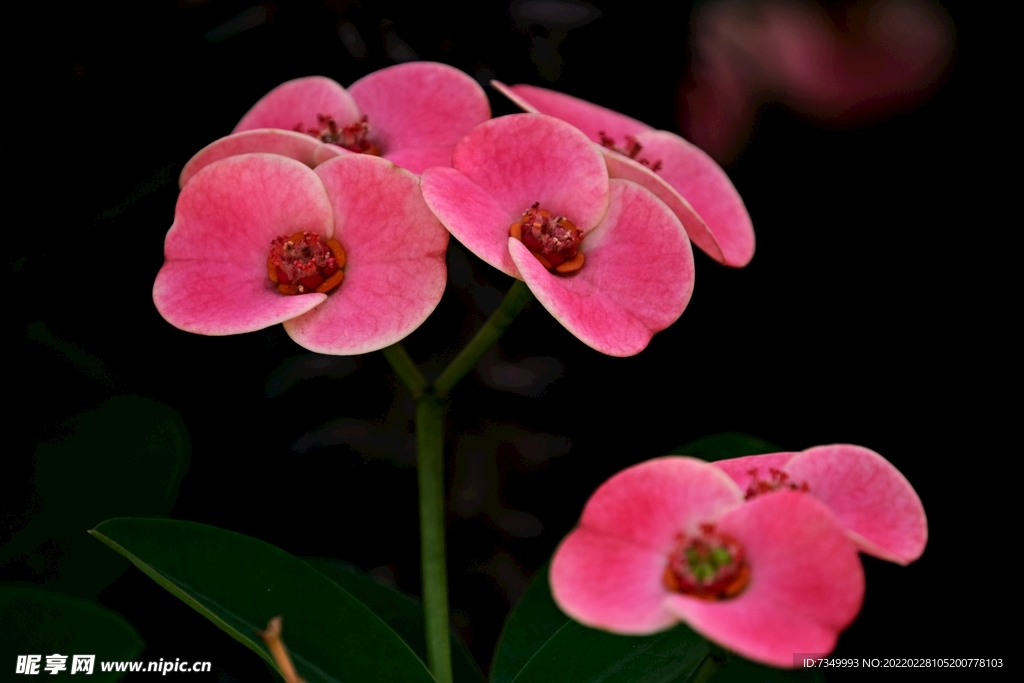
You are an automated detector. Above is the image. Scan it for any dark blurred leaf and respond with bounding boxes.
[306,558,485,683]
[0,396,190,596]
[0,585,142,681]
[90,518,434,683]
[491,563,708,683]
[667,433,781,462]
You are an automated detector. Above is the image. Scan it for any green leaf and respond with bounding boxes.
[1,395,191,597]
[667,433,782,462]
[305,559,485,683]
[491,564,708,683]
[1,585,143,682]
[90,518,434,683]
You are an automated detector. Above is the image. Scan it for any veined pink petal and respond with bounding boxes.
[154,154,333,335]
[578,457,743,553]
[601,151,725,265]
[234,76,360,135]
[509,179,694,357]
[786,445,928,565]
[421,167,522,277]
[448,114,610,231]
[179,129,321,188]
[348,62,491,174]
[494,82,653,144]
[283,155,448,355]
[633,131,754,267]
[712,452,801,494]
[665,492,864,668]
[550,527,677,634]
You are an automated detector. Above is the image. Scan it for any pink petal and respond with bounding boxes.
[509,179,694,356]
[550,527,677,634]
[234,76,360,134]
[154,154,333,335]
[283,155,449,355]
[633,131,755,267]
[421,167,521,277]
[312,143,351,166]
[494,82,653,144]
[179,129,321,188]
[786,445,928,565]
[450,114,609,230]
[348,62,491,174]
[665,492,864,668]
[578,457,743,553]
[712,452,801,494]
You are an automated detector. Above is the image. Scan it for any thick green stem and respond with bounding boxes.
[416,394,452,683]
[385,281,534,683]
[434,280,534,397]
[381,342,429,398]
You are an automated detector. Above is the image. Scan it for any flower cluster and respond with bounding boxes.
[155,62,753,356]
[550,445,926,667]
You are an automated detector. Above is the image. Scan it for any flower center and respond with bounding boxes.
[744,468,810,500]
[267,231,346,295]
[663,523,750,601]
[509,203,585,274]
[296,114,381,155]
[598,131,662,172]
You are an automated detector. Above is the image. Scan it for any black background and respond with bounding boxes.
[5,1,1008,680]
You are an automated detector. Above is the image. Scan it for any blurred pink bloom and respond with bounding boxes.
[492,82,755,268]
[179,62,491,186]
[154,153,448,355]
[551,457,864,667]
[420,114,695,357]
[713,444,927,565]
[681,0,956,162]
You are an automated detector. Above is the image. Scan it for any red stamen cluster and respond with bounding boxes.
[664,523,750,601]
[295,114,381,155]
[509,202,586,274]
[267,231,346,295]
[598,130,663,172]
[745,468,811,500]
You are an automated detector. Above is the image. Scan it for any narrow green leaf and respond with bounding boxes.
[667,433,782,462]
[305,559,485,683]
[491,564,708,683]
[90,518,434,683]
[1,585,143,682]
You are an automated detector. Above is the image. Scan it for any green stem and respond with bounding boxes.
[416,393,452,683]
[433,280,534,397]
[381,342,428,398]
[389,280,534,683]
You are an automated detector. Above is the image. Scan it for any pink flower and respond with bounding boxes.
[551,457,864,668]
[179,62,491,187]
[681,0,956,163]
[491,82,755,268]
[154,153,448,355]
[420,113,695,357]
[712,444,928,565]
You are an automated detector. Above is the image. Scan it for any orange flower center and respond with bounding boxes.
[267,231,346,296]
[296,114,381,155]
[509,203,585,274]
[663,523,750,601]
